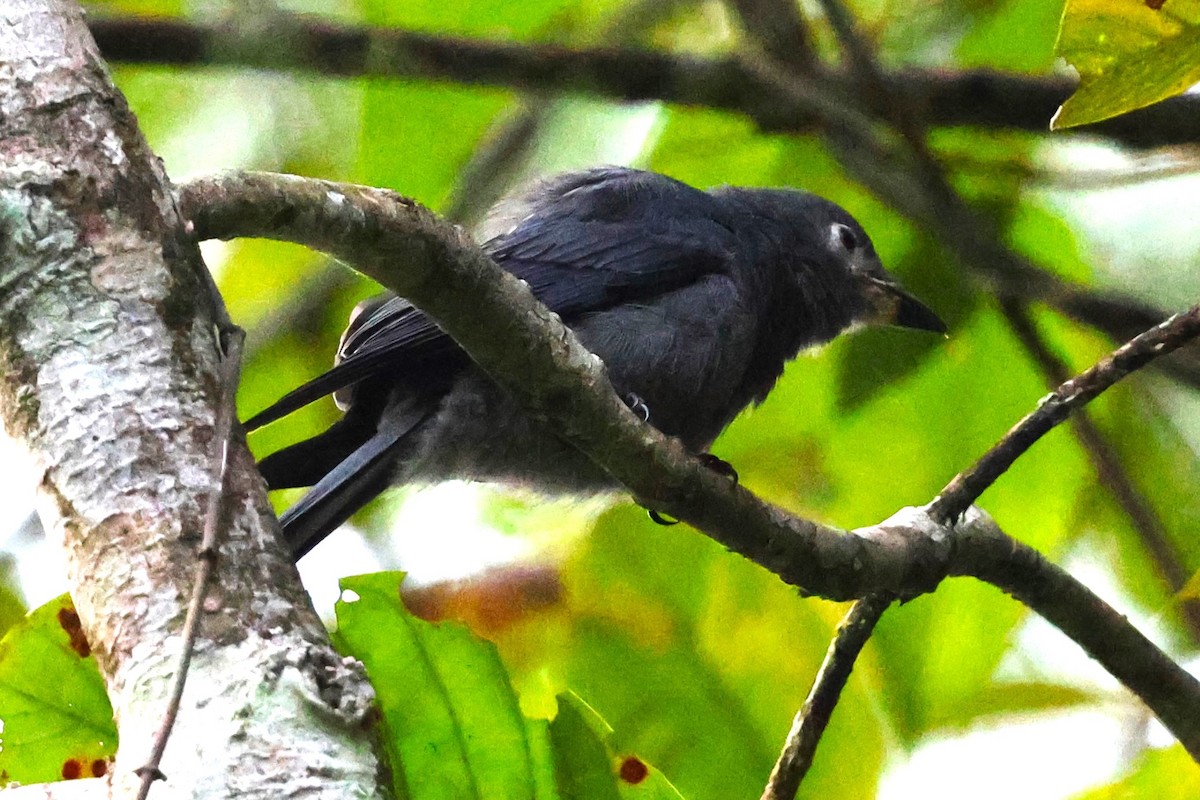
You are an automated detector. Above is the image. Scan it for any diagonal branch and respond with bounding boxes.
[179,172,906,598]
[727,0,818,69]
[760,593,893,800]
[929,303,1200,523]
[999,300,1200,641]
[177,171,1200,757]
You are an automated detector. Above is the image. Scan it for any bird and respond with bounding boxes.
[247,166,946,558]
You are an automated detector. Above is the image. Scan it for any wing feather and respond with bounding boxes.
[245,167,739,429]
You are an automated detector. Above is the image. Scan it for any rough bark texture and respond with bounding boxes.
[0,2,384,796]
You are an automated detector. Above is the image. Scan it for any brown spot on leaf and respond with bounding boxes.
[91,759,108,778]
[618,756,648,784]
[402,564,563,634]
[61,759,82,780]
[1146,0,1165,8]
[57,606,91,658]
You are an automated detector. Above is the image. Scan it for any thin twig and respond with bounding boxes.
[135,311,245,798]
[760,593,893,800]
[930,302,1200,524]
[728,0,817,69]
[999,299,1200,641]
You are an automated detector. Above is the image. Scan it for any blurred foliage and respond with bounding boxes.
[0,595,115,784]
[334,572,684,799]
[1054,0,1200,128]
[5,0,1193,794]
[1075,744,1200,799]
[0,556,27,640]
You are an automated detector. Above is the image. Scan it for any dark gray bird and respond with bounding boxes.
[249,167,945,558]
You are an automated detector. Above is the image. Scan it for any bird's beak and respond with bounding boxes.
[858,276,947,334]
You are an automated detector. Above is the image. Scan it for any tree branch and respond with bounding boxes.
[727,0,817,70]
[181,172,918,598]
[760,593,892,800]
[178,171,1200,756]
[999,299,1200,640]
[0,4,383,794]
[929,303,1200,522]
[948,508,1200,756]
[89,14,1200,392]
[87,15,1200,149]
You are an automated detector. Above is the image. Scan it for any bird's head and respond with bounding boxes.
[715,186,947,338]
[818,211,948,336]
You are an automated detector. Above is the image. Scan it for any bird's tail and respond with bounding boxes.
[257,404,431,559]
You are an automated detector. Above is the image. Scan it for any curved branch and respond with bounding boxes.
[178,172,1200,757]
[948,509,1200,755]
[180,171,932,600]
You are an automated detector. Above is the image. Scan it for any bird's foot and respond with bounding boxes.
[698,453,739,485]
[625,392,650,423]
[645,453,739,525]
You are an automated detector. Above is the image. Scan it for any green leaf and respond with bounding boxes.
[547,696,622,800]
[490,505,886,800]
[930,681,1096,730]
[552,693,685,800]
[334,572,684,800]
[1053,0,1200,129]
[336,571,544,799]
[0,595,116,784]
[957,0,1066,72]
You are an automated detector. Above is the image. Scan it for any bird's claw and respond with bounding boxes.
[648,509,679,526]
[644,454,737,526]
[625,393,650,423]
[698,453,739,485]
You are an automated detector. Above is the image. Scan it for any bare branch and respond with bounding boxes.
[86,16,1200,149]
[1000,300,1200,640]
[760,593,892,800]
[930,303,1200,523]
[728,0,818,69]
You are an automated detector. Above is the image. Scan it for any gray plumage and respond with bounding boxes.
[249,167,945,558]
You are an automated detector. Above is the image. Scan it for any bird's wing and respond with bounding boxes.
[244,167,739,431]
[243,297,458,431]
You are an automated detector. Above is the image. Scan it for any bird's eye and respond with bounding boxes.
[833,224,859,252]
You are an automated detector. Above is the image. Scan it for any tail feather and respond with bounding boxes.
[278,429,408,558]
[257,412,376,490]
[265,401,434,559]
